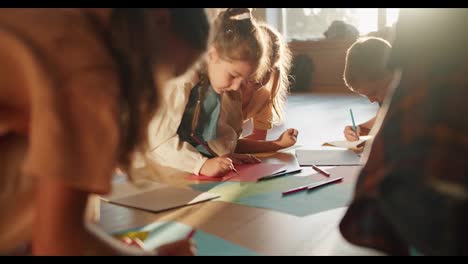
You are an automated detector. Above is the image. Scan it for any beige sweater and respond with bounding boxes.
[147,70,243,175]
[147,68,275,175]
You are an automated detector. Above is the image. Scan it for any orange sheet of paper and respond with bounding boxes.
[187,163,286,182]
[114,231,149,241]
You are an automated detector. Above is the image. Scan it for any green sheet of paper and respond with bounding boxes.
[113,221,258,256]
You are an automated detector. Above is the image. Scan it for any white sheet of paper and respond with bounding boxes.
[101,180,219,213]
[322,136,373,149]
[295,149,363,166]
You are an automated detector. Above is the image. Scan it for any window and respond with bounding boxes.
[386,8,400,27]
[278,8,400,41]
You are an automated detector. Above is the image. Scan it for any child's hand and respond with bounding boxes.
[275,128,299,148]
[119,237,145,249]
[156,238,196,256]
[200,157,234,177]
[344,126,361,141]
[225,153,261,164]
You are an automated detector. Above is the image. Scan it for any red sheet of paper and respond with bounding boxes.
[187,163,286,182]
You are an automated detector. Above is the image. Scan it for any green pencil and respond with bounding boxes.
[349,109,357,133]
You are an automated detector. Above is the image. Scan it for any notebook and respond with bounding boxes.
[322,136,373,149]
[296,149,363,166]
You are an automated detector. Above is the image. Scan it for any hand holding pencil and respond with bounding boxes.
[193,133,259,177]
[199,157,237,177]
[344,125,361,141]
[344,109,360,141]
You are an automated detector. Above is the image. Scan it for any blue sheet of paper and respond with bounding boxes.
[236,182,353,216]
[190,166,359,217]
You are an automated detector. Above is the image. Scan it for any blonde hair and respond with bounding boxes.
[201,8,269,82]
[258,23,292,125]
[343,37,392,91]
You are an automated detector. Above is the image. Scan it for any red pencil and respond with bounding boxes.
[311,165,330,177]
[282,177,343,196]
[282,185,309,195]
[186,228,197,239]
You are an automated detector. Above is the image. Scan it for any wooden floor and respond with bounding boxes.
[98,93,383,256]
[244,93,379,148]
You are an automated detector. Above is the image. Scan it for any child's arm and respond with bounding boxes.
[236,128,298,154]
[243,128,268,140]
[147,80,211,175]
[149,132,209,174]
[237,102,294,153]
[358,116,376,135]
[148,110,236,177]
[148,81,237,177]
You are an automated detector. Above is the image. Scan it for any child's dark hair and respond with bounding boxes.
[169,9,210,52]
[105,8,209,173]
[343,37,392,91]
[258,22,292,125]
[209,8,269,82]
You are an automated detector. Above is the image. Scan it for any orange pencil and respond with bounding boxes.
[311,165,330,177]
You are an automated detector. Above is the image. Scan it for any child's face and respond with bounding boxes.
[207,47,255,94]
[241,70,273,94]
[352,80,389,106]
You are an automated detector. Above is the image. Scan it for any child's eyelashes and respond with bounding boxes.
[228,74,243,83]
